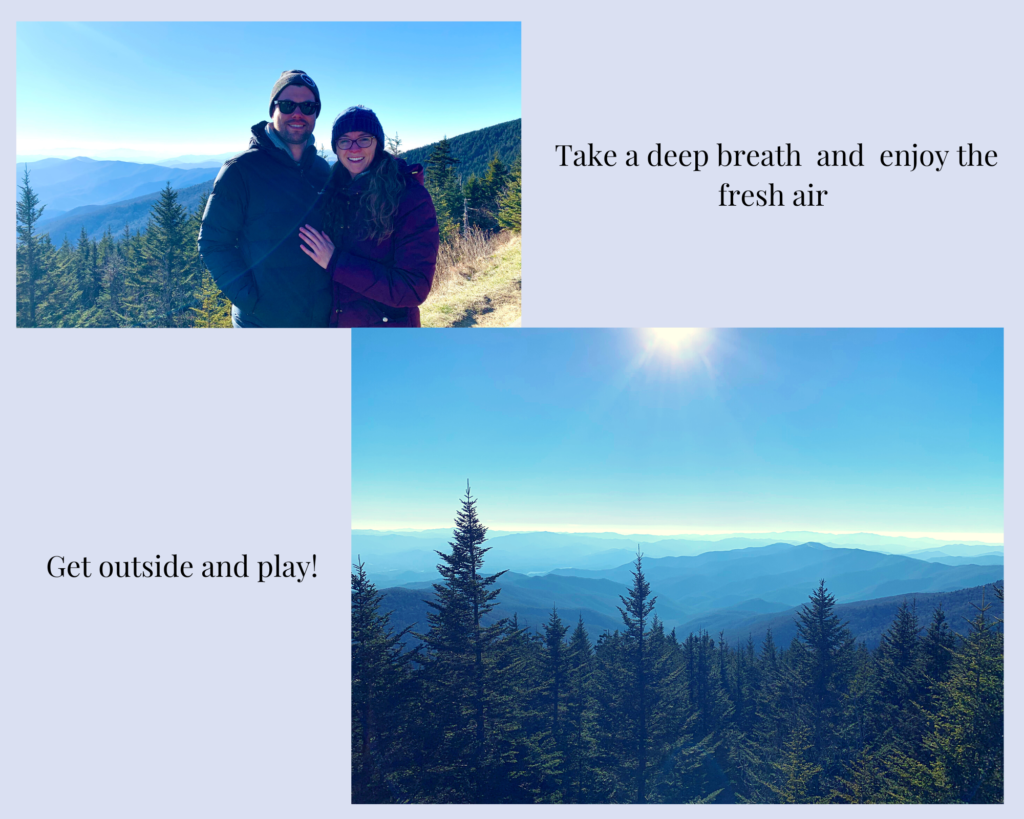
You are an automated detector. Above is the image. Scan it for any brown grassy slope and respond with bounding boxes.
[420,230,521,328]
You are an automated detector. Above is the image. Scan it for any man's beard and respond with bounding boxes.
[276,122,311,145]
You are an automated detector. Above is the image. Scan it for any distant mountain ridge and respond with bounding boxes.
[364,533,1003,648]
[698,583,1004,650]
[19,150,241,168]
[547,541,1003,612]
[38,179,215,243]
[353,530,1003,589]
[379,574,1002,653]
[22,156,220,214]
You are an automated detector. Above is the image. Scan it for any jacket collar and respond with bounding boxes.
[249,121,317,169]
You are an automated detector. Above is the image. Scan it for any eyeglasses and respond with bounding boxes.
[274,100,318,116]
[336,136,376,150]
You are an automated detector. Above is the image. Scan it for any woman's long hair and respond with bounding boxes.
[321,150,407,245]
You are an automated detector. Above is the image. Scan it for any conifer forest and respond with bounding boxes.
[15,174,231,329]
[351,489,1004,804]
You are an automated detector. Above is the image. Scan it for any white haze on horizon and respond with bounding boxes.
[352,525,1003,550]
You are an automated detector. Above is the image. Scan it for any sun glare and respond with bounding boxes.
[638,328,714,372]
[648,328,704,351]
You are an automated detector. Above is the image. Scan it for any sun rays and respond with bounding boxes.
[634,328,716,378]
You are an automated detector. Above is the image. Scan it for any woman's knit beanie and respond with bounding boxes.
[331,106,385,150]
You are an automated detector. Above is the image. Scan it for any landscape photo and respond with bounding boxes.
[352,328,1003,803]
[16,22,521,328]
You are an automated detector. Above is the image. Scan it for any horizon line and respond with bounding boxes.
[352,524,1004,544]
[15,117,523,164]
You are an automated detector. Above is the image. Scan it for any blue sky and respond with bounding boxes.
[352,329,1003,540]
[16,22,520,161]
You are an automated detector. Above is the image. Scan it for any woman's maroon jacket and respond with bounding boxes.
[323,158,440,328]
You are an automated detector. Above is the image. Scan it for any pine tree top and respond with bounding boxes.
[617,549,657,637]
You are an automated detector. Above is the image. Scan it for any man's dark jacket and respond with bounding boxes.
[198,122,332,327]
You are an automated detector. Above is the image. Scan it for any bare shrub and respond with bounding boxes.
[432,227,516,295]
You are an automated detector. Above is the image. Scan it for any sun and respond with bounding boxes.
[647,328,705,352]
[634,328,716,374]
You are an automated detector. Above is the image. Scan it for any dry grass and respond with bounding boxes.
[421,230,521,328]
[432,227,513,293]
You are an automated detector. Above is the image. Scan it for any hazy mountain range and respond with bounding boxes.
[356,528,1003,648]
[16,148,239,165]
[37,179,215,243]
[21,156,222,215]
[677,583,1003,649]
[380,578,1002,653]
[353,529,1003,584]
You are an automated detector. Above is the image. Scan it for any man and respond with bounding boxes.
[199,70,332,327]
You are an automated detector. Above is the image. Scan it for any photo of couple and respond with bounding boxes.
[15,22,522,329]
[200,71,439,328]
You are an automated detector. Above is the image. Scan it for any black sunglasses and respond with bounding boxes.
[274,100,318,116]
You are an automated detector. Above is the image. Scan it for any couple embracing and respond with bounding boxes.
[198,70,439,328]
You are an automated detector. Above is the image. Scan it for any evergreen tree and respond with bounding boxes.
[352,559,415,802]
[37,236,82,327]
[386,132,403,158]
[542,606,570,747]
[483,153,509,210]
[16,166,47,327]
[425,137,462,242]
[564,615,599,802]
[425,136,460,188]
[96,227,115,272]
[142,183,194,327]
[595,551,684,803]
[921,604,955,694]
[192,268,233,328]
[645,616,707,803]
[834,605,925,804]
[73,226,102,311]
[791,581,856,797]
[462,174,490,230]
[676,628,732,800]
[736,628,787,802]
[463,154,508,230]
[724,635,761,799]
[681,629,732,746]
[418,482,507,800]
[45,227,98,325]
[115,225,149,325]
[185,194,208,285]
[619,551,656,803]
[94,247,130,328]
[497,154,522,232]
[188,193,231,328]
[871,601,925,754]
[923,590,1003,803]
[771,723,823,803]
[754,628,785,751]
[486,614,563,802]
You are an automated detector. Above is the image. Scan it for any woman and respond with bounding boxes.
[299,106,439,327]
